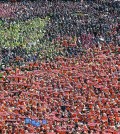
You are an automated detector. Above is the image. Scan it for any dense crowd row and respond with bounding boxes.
[0,0,119,68]
[0,0,120,41]
[44,0,119,43]
[0,0,120,133]
[0,44,120,133]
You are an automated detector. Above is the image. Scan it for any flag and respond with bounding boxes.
[31,120,41,127]
[31,120,37,127]
[42,119,47,125]
[25,118,31,124]
[35,122,41,127]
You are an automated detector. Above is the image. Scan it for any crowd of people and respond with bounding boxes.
[0,0,120,133]
[0,44,119,133]
[0,0,120,42]
[0,0,119,68]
